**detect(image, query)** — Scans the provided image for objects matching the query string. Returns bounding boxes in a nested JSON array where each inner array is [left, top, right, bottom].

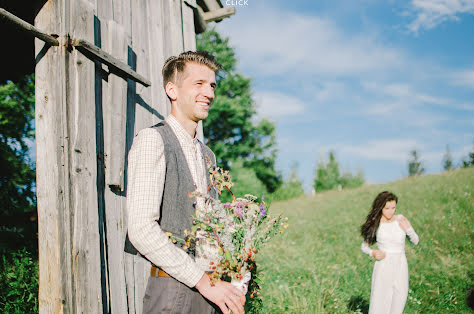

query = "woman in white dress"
[[360, 191, 419, 314]]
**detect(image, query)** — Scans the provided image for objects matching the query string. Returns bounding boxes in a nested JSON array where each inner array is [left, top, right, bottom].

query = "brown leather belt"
[[150, 266, 170, 278]]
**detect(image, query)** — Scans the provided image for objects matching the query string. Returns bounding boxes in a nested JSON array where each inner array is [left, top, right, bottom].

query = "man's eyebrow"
[[194, 79, 217, 87]]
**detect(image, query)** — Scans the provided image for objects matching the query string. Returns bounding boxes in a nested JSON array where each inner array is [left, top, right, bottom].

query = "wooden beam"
[[0, 7, 59, 46], [71, 38, 151, 87], [202, 0, 222, 11], [0, 7, 150, 87], [184, 1, 207, 34], [202, 6, 236, 23]]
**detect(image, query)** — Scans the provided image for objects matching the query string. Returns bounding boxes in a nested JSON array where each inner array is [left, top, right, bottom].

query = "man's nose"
[[203, 84, 215, 100]]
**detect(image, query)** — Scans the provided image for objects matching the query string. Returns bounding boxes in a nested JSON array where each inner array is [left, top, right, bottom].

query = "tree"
[[314, 151, 340, 192], [408, 149, 425, 176], [272, 162, 305, 201], [197, 29, 281, 192], [0, 74, 36, 251], [313, 151, 364, 192], [442, 144, 454, 171], [460, 141, 474, 168], [340, 168, 365, 189]]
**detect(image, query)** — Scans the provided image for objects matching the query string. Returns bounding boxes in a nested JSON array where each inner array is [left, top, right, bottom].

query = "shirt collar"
[[166, 115, 201, 145]]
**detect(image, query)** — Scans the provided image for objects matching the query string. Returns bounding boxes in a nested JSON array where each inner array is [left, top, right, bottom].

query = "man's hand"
[[195, 274, 245, 314], [372, 249, 386, 261]]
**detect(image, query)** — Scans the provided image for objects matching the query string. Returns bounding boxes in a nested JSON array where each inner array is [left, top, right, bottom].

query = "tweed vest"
[[124, 121, 218, 257]]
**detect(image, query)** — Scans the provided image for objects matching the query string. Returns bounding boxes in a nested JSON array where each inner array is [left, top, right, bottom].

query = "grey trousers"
[[143, 276, 219, 314]]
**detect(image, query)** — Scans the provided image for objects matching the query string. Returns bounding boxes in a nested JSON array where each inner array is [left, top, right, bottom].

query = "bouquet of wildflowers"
[[188, 166, 288, 300]]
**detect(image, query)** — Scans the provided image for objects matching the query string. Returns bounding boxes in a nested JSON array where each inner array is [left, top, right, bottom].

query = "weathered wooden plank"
[[102, 19, 129, 314], [71, 38, 151, 87], [69, 0, 104, 312], [131, 0, 153, 131], [182, 0, 196, 51], [202, 6, 235, 23], [124, 254, 137, 313], [113, 0, 132, 36], [96, 0, 113, 21], [104, 188, 128, 313], [202, 0, 222, 11], [104, 21, 128, 189], [35, 0, 73, 312], [147, 0, 168, 123], [163, 0, 185, 57]]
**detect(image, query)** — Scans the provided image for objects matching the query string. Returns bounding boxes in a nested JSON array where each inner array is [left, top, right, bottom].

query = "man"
[[126, 51, 245, 314]]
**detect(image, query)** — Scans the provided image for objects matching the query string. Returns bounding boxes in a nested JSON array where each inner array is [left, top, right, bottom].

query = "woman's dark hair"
[[361, 191, 398, 245]]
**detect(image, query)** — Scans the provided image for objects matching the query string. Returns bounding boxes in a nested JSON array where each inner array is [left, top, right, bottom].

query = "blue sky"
[[217, 0, 474, 191]]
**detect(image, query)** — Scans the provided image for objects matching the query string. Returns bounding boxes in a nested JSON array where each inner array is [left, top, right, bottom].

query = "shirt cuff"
[[186, 267, 206, 288]]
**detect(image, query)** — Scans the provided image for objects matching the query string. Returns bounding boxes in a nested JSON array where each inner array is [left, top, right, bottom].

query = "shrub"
[[0, 248, 38, 313]]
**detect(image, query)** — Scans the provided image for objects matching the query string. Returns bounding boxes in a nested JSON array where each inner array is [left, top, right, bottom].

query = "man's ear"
[[165, 81, 177, 101]]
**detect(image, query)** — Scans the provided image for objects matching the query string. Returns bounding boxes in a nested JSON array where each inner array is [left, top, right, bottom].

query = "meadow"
[[257, 167, 473, 313]]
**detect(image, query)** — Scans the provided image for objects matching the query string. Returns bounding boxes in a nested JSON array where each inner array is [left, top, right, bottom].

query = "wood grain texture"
[[69, 0, 103, 312], [147, 0, 168, 124], [104, 21, 128, 189], [35, 0, 73, 312], [102, 19, 129, 313]]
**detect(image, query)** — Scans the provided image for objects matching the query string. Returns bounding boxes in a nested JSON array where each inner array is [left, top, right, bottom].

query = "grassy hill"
[[257, 167, 473, 313]]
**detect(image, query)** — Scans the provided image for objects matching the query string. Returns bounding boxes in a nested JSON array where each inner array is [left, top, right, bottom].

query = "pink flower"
[[234, 207, 243, 218]]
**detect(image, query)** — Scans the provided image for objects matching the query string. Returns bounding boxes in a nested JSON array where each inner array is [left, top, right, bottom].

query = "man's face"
[[173, 62, 216, 122]]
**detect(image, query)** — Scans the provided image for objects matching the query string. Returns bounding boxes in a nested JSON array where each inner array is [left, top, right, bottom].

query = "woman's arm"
[[361, 241, 373, 256], [398, 215, 419, 245], [406, 226, 419, 245]]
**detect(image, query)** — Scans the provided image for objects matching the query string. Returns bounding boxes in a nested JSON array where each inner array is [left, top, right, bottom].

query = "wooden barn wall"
[[35, 0, 198, 312]]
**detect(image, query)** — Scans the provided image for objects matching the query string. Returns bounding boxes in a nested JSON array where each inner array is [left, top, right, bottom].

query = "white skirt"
[[369, 252, 409, 314]]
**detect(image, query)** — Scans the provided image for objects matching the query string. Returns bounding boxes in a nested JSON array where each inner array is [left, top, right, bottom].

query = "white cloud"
[[313, 81, 347, 103], [362, 81, 473, 120], [217, 6, 403, 77], [451, 69, 474, 88], [254, 91, 305, 119], [406, 0, 474, 33], [339, 139, 420, 161]]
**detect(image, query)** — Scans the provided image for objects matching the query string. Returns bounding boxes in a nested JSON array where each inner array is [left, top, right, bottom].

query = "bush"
[[220, 161, 269, 203], [314, 151, 364, 192], [340, 169, 365, 189], [271, 164, 305, 201], [0, 248, 38, 313], [271, 179, 305, 202]]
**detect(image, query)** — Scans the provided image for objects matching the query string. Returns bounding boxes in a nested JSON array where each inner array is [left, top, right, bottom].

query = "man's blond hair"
[[162, 51, 222, 89]]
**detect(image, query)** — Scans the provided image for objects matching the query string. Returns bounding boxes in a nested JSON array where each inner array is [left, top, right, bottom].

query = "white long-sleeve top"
[[126, 115, 209, 288], [361, 214, 419, 257]]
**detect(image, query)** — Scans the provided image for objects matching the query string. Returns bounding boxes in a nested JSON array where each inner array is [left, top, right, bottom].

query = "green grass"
[[257, 167, 473, 313]]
